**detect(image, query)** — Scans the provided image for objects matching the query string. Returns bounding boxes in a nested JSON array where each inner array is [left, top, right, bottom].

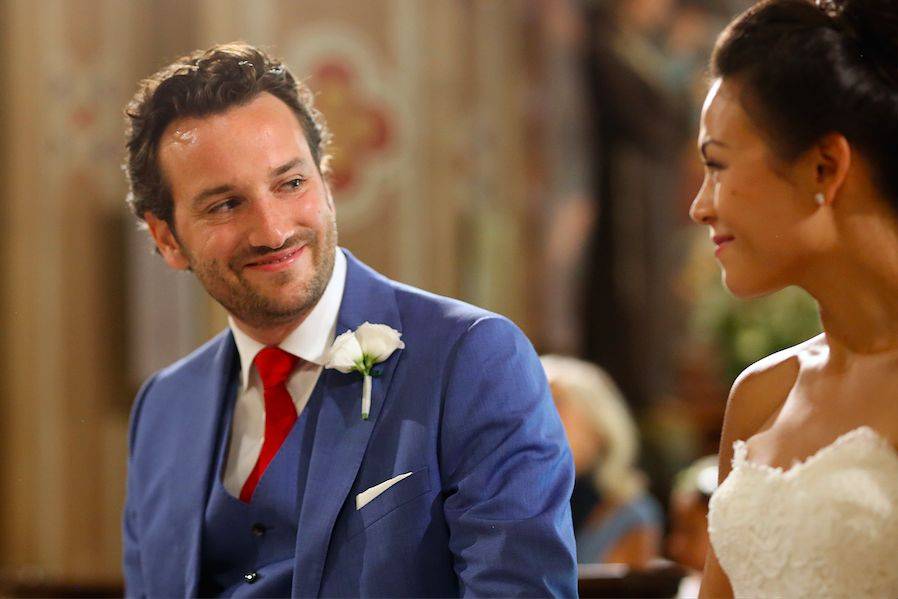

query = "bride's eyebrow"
[[700, 139, 729, 158]]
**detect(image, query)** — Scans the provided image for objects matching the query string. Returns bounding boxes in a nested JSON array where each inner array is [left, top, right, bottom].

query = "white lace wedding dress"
[[708, 426, 898, 597]]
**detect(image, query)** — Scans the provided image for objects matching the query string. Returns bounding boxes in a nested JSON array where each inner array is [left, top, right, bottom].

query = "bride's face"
[[690, 78, 819, 298]]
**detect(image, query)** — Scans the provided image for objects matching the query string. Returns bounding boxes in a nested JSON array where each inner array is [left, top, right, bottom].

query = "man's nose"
[[689, 180, 716, 225], [247, 196, 291, 249]]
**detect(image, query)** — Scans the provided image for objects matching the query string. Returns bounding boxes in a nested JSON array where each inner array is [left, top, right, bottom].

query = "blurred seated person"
[[541, 355, 663, 567], [667, 455, 718, 598]]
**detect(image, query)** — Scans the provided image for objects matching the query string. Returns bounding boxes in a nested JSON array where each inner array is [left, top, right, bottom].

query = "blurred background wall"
[[0, 0, 821, 591]]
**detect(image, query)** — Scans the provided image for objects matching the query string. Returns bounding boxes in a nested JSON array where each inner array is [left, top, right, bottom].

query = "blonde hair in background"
[[541, 354, 644, 503]]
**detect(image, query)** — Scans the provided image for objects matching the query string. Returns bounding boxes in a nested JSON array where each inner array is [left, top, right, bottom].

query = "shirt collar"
[[229, 248, 347, 391]]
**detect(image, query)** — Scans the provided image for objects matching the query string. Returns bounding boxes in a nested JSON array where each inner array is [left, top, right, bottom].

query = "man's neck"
[[230, 315, 308, 347]]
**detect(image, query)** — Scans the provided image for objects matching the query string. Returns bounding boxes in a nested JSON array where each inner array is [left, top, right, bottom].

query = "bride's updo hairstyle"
[[711, 0, 898, 210]]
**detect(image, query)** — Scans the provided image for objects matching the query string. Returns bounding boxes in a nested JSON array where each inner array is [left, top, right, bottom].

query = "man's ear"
[[144, 212, 190, 270], [813, 133, 851, 206]]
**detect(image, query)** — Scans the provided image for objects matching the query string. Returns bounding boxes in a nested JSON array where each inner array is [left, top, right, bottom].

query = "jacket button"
[[244, 572, 259, 584], [251, 523, 267, 537]]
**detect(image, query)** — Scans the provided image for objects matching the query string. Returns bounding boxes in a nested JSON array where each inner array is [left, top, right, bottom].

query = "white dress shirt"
[[222, 248, 347, 497]]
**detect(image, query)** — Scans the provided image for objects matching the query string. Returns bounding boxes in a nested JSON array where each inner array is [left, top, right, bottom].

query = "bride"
[[691, 0, 898, 596]]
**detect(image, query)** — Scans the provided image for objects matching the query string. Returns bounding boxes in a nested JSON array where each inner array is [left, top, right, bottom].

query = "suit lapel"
[[292, 251, 403, 597], [165, 332, 237, 596]]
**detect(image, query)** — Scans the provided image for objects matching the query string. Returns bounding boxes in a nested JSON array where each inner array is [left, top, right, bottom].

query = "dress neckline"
[[732, 426, 898, 479]]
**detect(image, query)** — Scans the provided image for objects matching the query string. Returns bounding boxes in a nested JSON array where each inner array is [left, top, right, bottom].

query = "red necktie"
[[239, 347, 299, 503]]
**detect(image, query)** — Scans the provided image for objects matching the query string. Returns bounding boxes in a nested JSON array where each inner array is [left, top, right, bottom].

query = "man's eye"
[[210, 199, 240, 213], [283, 178, 305, 191], [702, 160, 724, 171]]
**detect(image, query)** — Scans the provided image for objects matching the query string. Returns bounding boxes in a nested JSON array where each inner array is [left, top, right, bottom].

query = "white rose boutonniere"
[[324, 322, 405, 419]]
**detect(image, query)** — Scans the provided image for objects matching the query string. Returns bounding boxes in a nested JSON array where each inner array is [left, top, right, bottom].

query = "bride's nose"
[[689, 179, 717, 225]]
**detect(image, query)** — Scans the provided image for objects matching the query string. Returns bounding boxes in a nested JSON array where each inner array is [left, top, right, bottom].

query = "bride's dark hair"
[[711, 0, 898, 209]]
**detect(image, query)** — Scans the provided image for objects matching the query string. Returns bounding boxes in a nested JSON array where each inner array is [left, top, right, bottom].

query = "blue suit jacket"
[[124, 250, 577, 597]]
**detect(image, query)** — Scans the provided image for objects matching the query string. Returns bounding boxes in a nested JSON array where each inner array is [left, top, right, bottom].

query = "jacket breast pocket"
[[345, 466, 431, 540]]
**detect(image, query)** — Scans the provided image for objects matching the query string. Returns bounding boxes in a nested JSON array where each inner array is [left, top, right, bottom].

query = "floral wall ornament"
[[284, 22, 405, 232], [311, 60, 392, 193], [324, 322, 405, 419]]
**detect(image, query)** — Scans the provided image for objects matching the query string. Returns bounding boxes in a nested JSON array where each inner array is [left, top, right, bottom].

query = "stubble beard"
[[190, 216, 338, 330]]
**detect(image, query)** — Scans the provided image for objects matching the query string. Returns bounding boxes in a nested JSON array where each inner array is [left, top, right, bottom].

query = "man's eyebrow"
[[700, 139, 728, 158], [271, 158, 304, 178], [191, 184, 234, 209]]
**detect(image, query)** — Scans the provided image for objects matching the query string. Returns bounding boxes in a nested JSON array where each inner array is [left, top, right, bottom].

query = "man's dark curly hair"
[[124, 42, 331, 227]]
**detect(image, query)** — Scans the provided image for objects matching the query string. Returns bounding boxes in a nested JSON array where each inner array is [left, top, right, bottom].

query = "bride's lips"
[[713, 234, 734, 257], [244, 246, 304, 272]]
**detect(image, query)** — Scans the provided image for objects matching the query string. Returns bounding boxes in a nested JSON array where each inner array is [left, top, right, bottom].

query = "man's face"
[[147, 92, 337, 331]]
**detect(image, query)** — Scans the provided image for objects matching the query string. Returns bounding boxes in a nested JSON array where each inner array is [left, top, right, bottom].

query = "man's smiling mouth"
[[244, 246, 304, 271]]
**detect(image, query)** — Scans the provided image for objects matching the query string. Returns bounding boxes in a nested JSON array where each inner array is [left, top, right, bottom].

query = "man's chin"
[[216, 256, 332, 329], [241, 266, 301, 288], [244, 279, 326, 320]]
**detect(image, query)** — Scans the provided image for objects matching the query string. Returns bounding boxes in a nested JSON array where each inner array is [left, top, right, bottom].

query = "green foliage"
[[692, 281, 821, 382]]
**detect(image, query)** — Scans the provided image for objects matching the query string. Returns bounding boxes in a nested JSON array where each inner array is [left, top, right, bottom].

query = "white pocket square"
[[356, 472, 413, 510]]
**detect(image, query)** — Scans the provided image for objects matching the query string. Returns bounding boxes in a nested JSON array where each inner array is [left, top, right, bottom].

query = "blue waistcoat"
[[199, 381, 320, 597]]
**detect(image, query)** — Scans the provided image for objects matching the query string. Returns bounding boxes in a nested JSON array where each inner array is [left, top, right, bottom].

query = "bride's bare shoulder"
[[717, 335, 824, 476], [732, 335, 823, 404]]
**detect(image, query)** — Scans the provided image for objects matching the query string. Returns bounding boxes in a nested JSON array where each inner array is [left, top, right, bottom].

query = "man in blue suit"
[[123, 43, 576, 597]]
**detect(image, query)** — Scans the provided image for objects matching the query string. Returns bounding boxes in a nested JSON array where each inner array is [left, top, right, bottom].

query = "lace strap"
[[731, 439, 749, 469]]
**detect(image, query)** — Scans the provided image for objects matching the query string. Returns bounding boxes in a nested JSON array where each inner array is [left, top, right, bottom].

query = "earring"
[[814, 192, 825, 206]]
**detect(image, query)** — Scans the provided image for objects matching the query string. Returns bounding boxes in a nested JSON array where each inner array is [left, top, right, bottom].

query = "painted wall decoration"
[[285, 24, 404, 230]]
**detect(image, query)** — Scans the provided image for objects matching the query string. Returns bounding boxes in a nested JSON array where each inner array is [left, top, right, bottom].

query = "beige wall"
[[0, 0, 543, 586]]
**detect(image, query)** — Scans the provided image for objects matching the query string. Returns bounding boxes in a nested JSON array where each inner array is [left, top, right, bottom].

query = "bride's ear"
[[811, 133, 851, 207]]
